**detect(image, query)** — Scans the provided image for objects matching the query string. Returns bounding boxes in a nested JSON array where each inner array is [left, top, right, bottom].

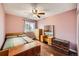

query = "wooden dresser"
[[52, 38, 70, 55], [34, 29, 42, 41], [40, 35, 53, 45]]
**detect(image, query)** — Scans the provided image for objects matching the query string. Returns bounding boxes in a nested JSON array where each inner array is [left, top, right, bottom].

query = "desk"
[[40, 35, 53, 45]]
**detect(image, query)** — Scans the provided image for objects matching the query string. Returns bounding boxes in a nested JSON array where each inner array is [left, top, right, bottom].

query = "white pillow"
[[18, 34, 26, 37]]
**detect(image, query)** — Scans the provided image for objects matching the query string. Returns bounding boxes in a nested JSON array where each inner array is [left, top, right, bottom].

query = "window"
[[24, 21, 35, 32]]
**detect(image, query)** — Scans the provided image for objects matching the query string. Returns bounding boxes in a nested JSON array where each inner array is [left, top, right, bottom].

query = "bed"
[[0, 33, 41, 56], [3, 36, 34, 50]]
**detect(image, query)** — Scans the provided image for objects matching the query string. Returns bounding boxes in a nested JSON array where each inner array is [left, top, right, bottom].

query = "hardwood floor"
[[38, 41, 66, 56]]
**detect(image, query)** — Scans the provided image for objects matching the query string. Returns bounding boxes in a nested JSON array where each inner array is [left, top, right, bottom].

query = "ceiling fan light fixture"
[[32, 8, 37, 14]]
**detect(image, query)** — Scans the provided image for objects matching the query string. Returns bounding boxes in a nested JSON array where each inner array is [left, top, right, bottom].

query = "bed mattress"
[[3, 36, 34, 50]]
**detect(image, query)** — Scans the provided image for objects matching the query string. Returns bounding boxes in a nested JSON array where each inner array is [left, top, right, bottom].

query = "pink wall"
[[38, 9, 77, 50], [5, 14, 24, 33], [0, 4, 5, 49], [77, 4, 79, 55]]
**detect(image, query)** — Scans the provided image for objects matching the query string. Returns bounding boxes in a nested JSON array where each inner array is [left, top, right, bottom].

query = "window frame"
[[24, 20, 36, 32]]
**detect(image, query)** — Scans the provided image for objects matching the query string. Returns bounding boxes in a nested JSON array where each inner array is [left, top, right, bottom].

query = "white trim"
[[77, 3, 79, 56], [69, 49, 77, 53]]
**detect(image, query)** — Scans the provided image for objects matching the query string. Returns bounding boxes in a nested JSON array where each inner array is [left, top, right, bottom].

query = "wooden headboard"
[[6, 32, 25, 36]]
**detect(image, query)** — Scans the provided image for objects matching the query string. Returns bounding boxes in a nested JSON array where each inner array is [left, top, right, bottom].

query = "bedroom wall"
[[5, 14, 24, 33], [37, 9, 77, 51], [0, 4, 5, 49], [77, 4, 79, 55]]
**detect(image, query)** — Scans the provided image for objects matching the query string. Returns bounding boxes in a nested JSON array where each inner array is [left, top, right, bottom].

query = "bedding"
[[3, 36, 34, 50], [22, 36, 34, 43]]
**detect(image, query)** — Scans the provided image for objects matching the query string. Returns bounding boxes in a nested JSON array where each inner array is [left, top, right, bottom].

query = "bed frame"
[[1, 33, 23, 50], [9, 43, 41, 56], [0, 43, 41, 56], [0, 32, 41, 56]]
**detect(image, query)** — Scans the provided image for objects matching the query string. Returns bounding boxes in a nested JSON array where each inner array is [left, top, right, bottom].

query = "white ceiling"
[[3, 3, 76, 20]]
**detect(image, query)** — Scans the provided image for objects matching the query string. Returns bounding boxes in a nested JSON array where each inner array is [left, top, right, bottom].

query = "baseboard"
[[69, 49, 77, 53]]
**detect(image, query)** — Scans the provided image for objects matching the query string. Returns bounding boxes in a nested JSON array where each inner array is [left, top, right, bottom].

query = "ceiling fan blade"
[[38, 13, 45, 15], [37, 15, 40, 18]]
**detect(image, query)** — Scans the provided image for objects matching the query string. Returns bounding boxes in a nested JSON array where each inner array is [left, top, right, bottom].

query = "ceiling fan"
[[32, 8, 45, 18], [32, 3, 45, 18]]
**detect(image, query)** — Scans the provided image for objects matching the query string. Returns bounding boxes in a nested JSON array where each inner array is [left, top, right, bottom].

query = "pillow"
[[22, 36, 34, 43], [18, 34, 26, 37], [25, 32, 36, 38]]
